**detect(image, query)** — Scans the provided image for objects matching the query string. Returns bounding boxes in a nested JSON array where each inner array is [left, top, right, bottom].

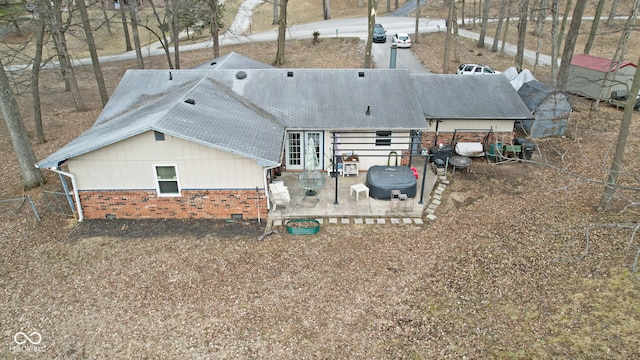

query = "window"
[[376, 131, 392, 146], [155, 165, 180, 196]]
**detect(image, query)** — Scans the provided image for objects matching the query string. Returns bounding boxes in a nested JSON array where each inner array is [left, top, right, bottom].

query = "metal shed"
[[565, 54, 637, 100], [517, 80, 572, 138]]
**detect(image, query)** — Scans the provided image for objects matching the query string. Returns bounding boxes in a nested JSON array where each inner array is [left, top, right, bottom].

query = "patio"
[[266, 163, 437, 222]]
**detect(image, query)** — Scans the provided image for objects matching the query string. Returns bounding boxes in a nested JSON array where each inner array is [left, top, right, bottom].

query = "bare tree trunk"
[[533, 0, 547, 75], [273, 0, 288, 65], [606, 0, 619, 26], [490, 0, 506, 52], [500, 11, 510, 56], [515, 0, 529, 72], [172, 0, 180, 69], [443, 0, 454, 73], [48, 0, 87, 111], [0, 58, 46, 189], [477, 0, 491, 47], [413, 0, 419, 44], [597, 54, 640, 210], [209, 0, 221, 58], [461, 0, 466, 27], [557, 0, 587, 90], [323, 0, 331, 19], [452, 2, 459, 62], [118, 0, 133, 51], [584, 0, 605, 54], [32, 6, 46, 143], [364, 0, 376, 68], [129, 0, 145, 69], [99, 0, 112, 35], [150, 0, 174, 68], [273, 0, 278, 25], [77, 0, 109, 107], [550, 0, 559, 86], [558, 0, 572, 51], [387, 0, 390, 14]]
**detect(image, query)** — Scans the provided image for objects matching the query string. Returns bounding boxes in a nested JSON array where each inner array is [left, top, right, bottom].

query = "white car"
[[457, 64, 501, 75], [392, 33, 412, 48]]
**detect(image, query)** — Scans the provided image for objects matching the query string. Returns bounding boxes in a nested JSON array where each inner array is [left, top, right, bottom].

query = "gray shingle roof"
[[37, 68, 426, 169], [190, 52, 275, 70], [411, 74, 534, 120]]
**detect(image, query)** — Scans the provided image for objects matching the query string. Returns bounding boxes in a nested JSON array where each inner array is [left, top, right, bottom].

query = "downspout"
[[50, 168, 84, 222]]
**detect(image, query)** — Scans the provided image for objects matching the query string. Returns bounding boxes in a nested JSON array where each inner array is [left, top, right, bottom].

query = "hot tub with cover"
[[366, 166, 417, 200]]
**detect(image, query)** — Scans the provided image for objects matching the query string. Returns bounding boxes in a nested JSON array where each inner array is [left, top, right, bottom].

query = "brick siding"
[[79, 189, 267, 220]]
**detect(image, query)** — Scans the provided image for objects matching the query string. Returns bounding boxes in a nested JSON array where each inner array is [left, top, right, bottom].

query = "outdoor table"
[[449, 156, 472, 174], [298, 171, 325, 199]]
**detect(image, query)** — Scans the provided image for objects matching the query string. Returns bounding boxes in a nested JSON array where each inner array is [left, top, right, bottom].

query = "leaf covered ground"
[[1, 20, 640, 359]]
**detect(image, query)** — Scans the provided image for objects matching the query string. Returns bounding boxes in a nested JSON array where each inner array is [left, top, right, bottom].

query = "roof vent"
[[287, 71, 293, 77], [236, 71, 247, 79], [184, 99, 195, 105], [358, 71, 365, 77], [169, 71, 172, 80], [365, 105, 370, 116], [210, 61, 217, 66]]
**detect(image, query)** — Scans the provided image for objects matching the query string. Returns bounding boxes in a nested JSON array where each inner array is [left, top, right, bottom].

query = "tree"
[[171, 0, 181, 69], [273, 0, 288, 65], [76, 0, 109, 106], [0, 58, 46, 189], [533, 0, 548, 75], [98, 0, 113, 35], [129, 0, 145, 69], [477, 0, 491, 48], [273, 0, 278, 25], [550, 0, 559, 86], [413, 0, 420, 45], [557, 0, 587, 90], [490, 0, 507, 53], [606, 0, 620, 27], [147, 0, 175, 68], [363, 0, 377, 68], [46, 0, 87, 111], [584, 0, 605, 54], [117, 0, 133, 51], [514, 0, 529, 72], [31, 0, 47, 144], [443, 0, 454, 73], [597, 55, 640, 210], [207, 0, 223, 58], [323, 0, 331, 20]]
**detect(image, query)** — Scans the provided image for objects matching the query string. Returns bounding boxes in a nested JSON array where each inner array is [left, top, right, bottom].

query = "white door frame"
[[285, 131, 323, 170]]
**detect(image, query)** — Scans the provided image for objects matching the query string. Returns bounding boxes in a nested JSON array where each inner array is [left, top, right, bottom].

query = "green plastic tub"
[[286, 219, 321, 235]]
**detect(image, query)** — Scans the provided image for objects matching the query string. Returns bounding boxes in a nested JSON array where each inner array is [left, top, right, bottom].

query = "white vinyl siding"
[[67, 131, 265, 191]]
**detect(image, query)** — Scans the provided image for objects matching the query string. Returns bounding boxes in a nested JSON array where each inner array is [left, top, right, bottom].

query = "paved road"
[[6, 14, 552, 73]]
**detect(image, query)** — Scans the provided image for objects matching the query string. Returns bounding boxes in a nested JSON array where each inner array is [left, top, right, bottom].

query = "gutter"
[[48, 167, 84, 222]]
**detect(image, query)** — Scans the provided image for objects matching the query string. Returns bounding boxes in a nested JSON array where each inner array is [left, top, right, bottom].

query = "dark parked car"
[[373, 24, 386, 43]]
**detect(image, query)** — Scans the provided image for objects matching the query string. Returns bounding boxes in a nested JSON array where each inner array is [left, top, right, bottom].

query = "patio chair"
[[269, 181, 290, 212]]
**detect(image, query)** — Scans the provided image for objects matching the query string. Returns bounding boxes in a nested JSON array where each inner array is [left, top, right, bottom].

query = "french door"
[[286, 131, 323, 170]]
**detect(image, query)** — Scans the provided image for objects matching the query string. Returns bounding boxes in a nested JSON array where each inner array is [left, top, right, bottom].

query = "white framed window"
[[154, 165, 181, 196]]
